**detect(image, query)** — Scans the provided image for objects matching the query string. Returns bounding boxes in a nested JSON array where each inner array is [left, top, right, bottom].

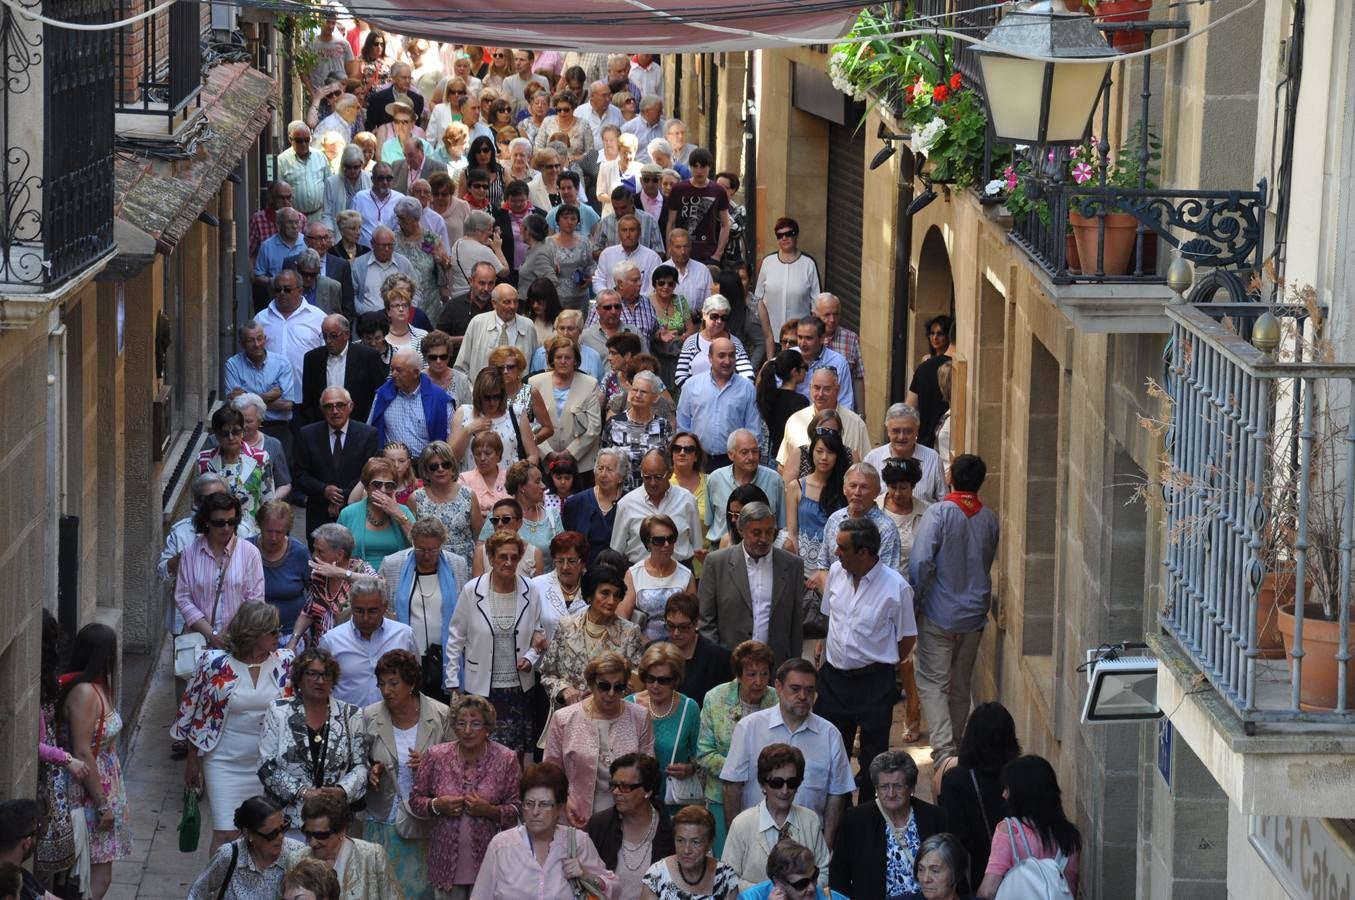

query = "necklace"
[[583, 617, 609, 638], [677, 858, 706, 887], [619, 809, 657, 872], [649, 693, 676, 719]]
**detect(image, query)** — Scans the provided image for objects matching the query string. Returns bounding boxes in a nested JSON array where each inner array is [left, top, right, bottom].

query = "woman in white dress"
[[450, 366, 542, 472], [174, 602, 293, 852], [619, 514, 695, 643], [531, 530, 592, 639]]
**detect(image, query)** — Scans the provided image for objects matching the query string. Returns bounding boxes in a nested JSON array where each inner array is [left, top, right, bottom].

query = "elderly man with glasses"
[[276, 120, 329, 219], [256, 270, 326, 432], [300, 315, 387, 425], [351, 161, 407, 245], [295, 386, 381, 527]]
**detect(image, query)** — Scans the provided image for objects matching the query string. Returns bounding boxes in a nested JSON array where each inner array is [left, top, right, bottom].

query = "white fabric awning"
[[351, 0, 865, 52]]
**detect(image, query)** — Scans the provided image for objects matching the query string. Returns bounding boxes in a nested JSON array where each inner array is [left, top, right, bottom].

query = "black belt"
[[825, 661, 894, 677]]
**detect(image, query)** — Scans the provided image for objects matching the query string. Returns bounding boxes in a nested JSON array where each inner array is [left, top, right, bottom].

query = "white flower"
[[914, 116, 947, 158], [984, 178, 1006, 196]]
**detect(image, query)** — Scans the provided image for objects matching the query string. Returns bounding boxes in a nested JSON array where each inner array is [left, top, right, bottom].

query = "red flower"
[[949, 72, 963, 90], [932, 84, 950, 102], [903, 84, 915, 103]]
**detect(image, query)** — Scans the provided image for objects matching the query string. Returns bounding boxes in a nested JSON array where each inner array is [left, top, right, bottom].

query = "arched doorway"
[[910, 225, 955, 374]]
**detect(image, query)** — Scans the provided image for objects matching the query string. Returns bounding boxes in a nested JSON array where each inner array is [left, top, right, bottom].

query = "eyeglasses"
[[640, 175, 661, 182], [291, 136, 311, 143], [252, 825, 285, 840], [705, 312, 728, 321], [775, 230, 797, 239], [642, 673, 676, 685], [496, 363, 519, 372], [543, 163, 562, 169], [813, 427, 841, 437], [672, 444, 698, 454], [320, 401, 349, 410], [373, 174, 395, 182], [608, 780, 644, 792], [664, 619, 695, 633], [875, 781, 911, 794], [208, 517, 241, 529], [454, 719, 486, 730], [489, 515, 517, 525], [218, 427, 244, 438], [368, 480, 398, 491], [593, 680, 627, 694], [764, 776, 804, 790], [654, 279, 676, 288], [640, 473, 668, 483], [277, 285, 300, 293], [302, 829, 335, 841], [647, 534, 676, 546], [425, 460, 453, 472], [302, 669, 332, 681], [780, 338, 796, 348], [483, 393, 504, 402], [782, 870, 819, 891], [522, 800, 556, 811], [425, 352, 450, 362], [554, 556, 582, 568]]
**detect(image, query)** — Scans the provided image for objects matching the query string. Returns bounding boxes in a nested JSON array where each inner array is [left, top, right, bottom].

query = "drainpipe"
[[742, 51, 757, 269]]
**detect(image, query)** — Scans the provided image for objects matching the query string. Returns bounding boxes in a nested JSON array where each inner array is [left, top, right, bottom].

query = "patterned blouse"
[[602, 411, 673, 493], [695, 680, 776, 805], [296, 559, 378, 648], [642, 859, 741, 900], [538, 612, 644, 701], [412, 484, 479, 562], [257, 696, 369, 825], [171, 649, 294, 752], [883, 803, 922, 896], [187, 837, 306, 900], [197, 448, 273, 522]]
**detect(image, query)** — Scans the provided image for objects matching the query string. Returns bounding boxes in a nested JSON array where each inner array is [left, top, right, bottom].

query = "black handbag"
[[421, 644, 450, 703]]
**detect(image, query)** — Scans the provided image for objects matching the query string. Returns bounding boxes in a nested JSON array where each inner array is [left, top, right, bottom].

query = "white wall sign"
[[1250, 815, 1355, 900]]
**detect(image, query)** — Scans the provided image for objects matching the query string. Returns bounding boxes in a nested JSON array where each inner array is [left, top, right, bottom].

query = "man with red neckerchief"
[[907, 453, 1000, 768]]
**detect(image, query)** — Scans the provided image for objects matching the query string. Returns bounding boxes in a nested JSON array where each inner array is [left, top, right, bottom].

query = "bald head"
[[809, 366, 840, 411], [708, 337, 737, 380], [492, 283, 519, 321]]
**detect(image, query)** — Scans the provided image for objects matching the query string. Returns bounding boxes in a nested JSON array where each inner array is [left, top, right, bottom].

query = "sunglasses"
[[425, 460, 454, 472], [489, 515, 517, 525], [641, 175, 661, 182], [218, 427, 244, 437], [597, 303, 621, 311], [647, 534, 676, 546], [776, 231, 797, 239], [291, 136, 311, 143], [425, 352, 450, 361], [302, 829, 335, 841], [642, 673, 676, 685], [373, 175, 394, 182], [209, 517, 240, 529], [608, 780, 644, 792], [672, 444, 698, 454], [368, 480, 398, 491], [252, 825, 286, 840], [764, 776, 804, 790], [593, 680, 627, 694], [705, 312, 728, 321], [654, 279, 676, 288], [483, 393, 504, 402], [782, 870, 818, 891]]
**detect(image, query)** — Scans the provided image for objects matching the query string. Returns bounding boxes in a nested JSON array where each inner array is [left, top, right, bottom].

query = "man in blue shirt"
[[252, 206, 305, 292], [795, 315, 854, 412], [676, 337, 762, 473], [705, 428, 786, 541], [909, 453, 1000, 766], [223, 320, 296, 452]]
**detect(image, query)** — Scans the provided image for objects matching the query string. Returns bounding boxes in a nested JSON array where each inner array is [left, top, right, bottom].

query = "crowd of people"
[[3, 27, 1086, 900]]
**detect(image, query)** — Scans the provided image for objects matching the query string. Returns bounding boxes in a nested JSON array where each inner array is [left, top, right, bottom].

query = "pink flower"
[[1072, 162, 1094, 184], [1003, 165, 1018, 192]]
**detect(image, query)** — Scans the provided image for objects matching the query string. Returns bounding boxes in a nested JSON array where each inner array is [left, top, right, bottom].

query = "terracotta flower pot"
[[1097, 0, 1153, 53], [1069, 210, 1140, 276], [1277, 601, 1355, 711], [1255, 570, 1301, 659], [1065, 233, 1081, 274]]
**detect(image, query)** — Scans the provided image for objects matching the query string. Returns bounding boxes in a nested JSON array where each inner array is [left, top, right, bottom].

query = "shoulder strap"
[[669, 699, 688, 766], [216, 841, 239, 900], [970, 770, 991, 837], [508, 404, 528, 462], [1004, 818, 1023, 866]]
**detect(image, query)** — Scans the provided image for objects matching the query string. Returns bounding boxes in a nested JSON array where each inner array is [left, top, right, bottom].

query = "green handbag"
[[178, 788, 201, 853]]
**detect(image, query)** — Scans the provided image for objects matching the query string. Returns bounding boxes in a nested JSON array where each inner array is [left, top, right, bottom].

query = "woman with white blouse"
[[753, 217, 822, 362]]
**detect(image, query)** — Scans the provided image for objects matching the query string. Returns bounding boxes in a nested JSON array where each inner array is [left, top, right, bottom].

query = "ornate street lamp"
[[974, 1, 1114, 146]]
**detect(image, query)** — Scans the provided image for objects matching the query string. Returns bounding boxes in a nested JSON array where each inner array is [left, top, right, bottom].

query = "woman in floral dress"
[[60, 623, 132, 900], [394, 197, 449, 322]]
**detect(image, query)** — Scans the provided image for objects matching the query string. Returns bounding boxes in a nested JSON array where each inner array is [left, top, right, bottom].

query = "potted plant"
[[1068, 123, 1161, 276], [1091, 0, 1154, 53]]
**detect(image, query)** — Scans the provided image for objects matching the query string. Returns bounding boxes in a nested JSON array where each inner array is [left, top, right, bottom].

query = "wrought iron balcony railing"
[[0, 0, 115, 291], [115, 0, 203, 120], [1163, 303, 1355, 730]]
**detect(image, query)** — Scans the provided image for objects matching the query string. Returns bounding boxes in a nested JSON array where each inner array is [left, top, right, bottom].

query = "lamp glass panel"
[[1046, 62, 1109, 144], [978, 55, 1049, 143]]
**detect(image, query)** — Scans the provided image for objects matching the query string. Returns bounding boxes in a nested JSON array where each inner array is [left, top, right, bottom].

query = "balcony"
[[115, 0, 203, 136], [0, 0, 115, 303]]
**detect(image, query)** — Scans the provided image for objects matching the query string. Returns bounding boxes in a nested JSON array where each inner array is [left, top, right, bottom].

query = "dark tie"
[[332, 429, 343, 459]]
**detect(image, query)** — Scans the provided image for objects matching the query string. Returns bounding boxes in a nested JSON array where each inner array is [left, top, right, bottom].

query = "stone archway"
[[910, 225, 955, 369]]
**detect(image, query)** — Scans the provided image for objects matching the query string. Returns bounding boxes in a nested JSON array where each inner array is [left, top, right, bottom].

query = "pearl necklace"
[[649, 693, 676, 719], [619, 808, 657, 872]]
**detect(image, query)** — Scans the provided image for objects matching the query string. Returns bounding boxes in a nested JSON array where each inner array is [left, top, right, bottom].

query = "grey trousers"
[[913, 615, 984, 764]]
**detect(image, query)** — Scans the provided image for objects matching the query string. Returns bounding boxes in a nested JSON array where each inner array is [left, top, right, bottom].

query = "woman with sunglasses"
[[186, 795, 304, 900], [412, 439, 482, 562], [736, 839, 848, 900], [667, 429, 709, 550], [427, 78, 466, 148], [648, 264, 695, 390], [465, 136, 506, 208], [336, 457, 414, 571], [619, 516, 694, 643], [198, 405, 274, 523], [491, 344, 555, 446], [673, 295, 755, 389], [533, 90, 595, 158], [545, 650, 655, 828], [722, 745, 830, 894], [753, 217, 822, 364], [419, 329, 473, 408], [586, 753, 675, 900], [174, 602, 292, 854], [357, 31, 388, 96], [626, 643, 699, 815], [409, 695, 522, 898], [640, 805, 738, 900], [451, 366, 541, 472], [482, 48, 513, 92], [175, 491, 265, 653]]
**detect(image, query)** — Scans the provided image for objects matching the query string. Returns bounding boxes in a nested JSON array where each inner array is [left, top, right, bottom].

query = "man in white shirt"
[[865, 402, 947, 504], [665, 228, 713, 306], [576, 80, 624, 146], [351, 162, 406, 244], [255, 270, 325, 411], [815, 516, 917, 803], [776, 368, 872, 468], [611, 449, 704, 564], [454, 283, 539, 377], [593, 216, 662, 293], [720, 658, 855, 846], [319, 580, 418, 707], [629, 54, 663, 102]]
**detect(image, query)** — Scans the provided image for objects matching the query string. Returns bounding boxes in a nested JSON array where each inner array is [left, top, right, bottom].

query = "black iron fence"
[[115, 0, 202, 118]]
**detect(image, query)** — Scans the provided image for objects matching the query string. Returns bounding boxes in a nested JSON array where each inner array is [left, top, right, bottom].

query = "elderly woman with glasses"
[[198, 405, 274, 521], [175, 491, 265, 652], [445, 529, 545, 759], [625, 643, 699, 817], [187, 795, 305, 900], [174, 602, 293, 853], [410, 694, 523, 898], [545, 651, 655, 829], [586, 753, 675, 900], [721, 743, 829, 893], [362, 648, 452, 898], [673, 295, 756, 389], [420, 329, 473, 408], [735, 839, 847, 900], [603, 370, 672, 494], [229, 392, 292, 502], [289, 522, 377, 651], [250, 499, 310, 640], [533, 90, 595, 158], [336, 456, 415, 571], [540, 565, 644, 708], [394, 196, 451, 321], [830, 750, 949, 900]]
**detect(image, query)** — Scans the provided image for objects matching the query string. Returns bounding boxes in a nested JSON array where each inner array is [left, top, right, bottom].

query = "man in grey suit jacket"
[[453, 282, 540, 377], [352, 230, 419, 314], [698, 501, 805, 666], [391, 137, 444, 195], [294, 249, 347, 317]]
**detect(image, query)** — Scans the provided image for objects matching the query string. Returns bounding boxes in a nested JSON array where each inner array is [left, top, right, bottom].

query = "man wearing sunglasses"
[[719, 658, 854, 848], [295, 385, 380, 527]]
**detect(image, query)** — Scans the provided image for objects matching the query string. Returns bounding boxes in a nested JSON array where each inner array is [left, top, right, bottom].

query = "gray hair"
[[371, 224, 395, 243], [913, 834, 967, 890], [394, 197, 423, 221], [737, 501, 775, 532], [595, 446, 631, 482], [701, 294, 731, 315], [310, 522, 355, 557], [868, 749, 919, 789], [631, 370, 665, 395], [509, 136, 533, 156], [813, 292, 840, 312], [839, 516, 882, 556], [349, 575, 384, 602], [341, 144, 365, 167], [336, 209, 362, 231], [297, 248, 323, 271], [885, 402, 921, 426], [465, 210, 495, 236], [611, 258, 641, 283], [639, 94, 662, 111], [231, 392, 267, 419], [239, 318, 263, 338], [191, 472, 229, 508], [389, 61, 411, 78], [846, 461, 881, 488], [596, 288, 621, 307], [606, 53, 630, 67], [725, 428, 759, 455], [409, 517, 449, 543], [286, 119, 309, 138], [647, 138, 672, 159]]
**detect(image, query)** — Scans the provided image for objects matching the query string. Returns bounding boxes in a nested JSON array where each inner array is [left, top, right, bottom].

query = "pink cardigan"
[[410, 740, 522, 890], [544, 701, 654, 828]]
